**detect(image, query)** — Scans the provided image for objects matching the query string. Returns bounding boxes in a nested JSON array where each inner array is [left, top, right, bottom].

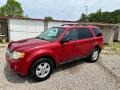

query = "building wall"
[[8, 19, 44, 41], [100, 27, 114, 44], [118, 29, 120, 41], [114, 26, 120, 41], [44, 20, 48, 31]]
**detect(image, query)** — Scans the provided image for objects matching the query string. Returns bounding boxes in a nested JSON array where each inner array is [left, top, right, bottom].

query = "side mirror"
[[60, 38, 70, 44]]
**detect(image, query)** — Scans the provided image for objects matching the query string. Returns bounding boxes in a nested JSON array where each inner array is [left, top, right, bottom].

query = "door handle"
[[74, 43, 79, 47], [90, 40, 94, 43]]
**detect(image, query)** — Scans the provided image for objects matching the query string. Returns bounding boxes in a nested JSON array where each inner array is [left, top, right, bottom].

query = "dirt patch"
[[0, 43, 8, 48]]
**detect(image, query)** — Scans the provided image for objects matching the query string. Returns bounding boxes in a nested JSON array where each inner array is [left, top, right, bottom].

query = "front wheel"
[[87, 48, 100, 62], [30, 58, 53, 81]]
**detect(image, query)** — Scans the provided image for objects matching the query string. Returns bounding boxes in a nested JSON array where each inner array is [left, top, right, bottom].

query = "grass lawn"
[[102, 42, 120, 55]]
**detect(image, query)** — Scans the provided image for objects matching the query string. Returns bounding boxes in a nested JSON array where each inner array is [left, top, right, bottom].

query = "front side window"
[[63, 29, 78, 41], [37, 27, 63, 41], [78, 28, 93, 39]]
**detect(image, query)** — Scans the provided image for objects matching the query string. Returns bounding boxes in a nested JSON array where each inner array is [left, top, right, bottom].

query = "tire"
[[30, 58, 53, 81], [87, 48, 100, 62]]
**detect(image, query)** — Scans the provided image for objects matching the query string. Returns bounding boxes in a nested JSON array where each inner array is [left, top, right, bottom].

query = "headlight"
[[12, 51, 25, 59]]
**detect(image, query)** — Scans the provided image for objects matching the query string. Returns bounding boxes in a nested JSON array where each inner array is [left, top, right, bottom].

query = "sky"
[[0, 0, 120, 21]]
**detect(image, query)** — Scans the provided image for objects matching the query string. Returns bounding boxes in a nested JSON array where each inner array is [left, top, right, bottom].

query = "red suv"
[[6, 25, 103, 81]]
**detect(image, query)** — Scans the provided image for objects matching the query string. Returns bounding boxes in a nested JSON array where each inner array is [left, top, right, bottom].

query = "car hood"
[[9, 38, 51, 51]]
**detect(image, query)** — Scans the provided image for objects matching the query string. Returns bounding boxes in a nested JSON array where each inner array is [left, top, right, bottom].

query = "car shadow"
[[4, 58, 86, 83], [53, 58, 85, 73], [4, 64, 33, 83]]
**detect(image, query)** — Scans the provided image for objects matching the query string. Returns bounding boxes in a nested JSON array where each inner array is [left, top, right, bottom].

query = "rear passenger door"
[[77, 28, 94, 57]]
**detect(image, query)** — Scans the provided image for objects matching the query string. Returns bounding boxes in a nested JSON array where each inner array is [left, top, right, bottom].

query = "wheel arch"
[[32, 55, 56, 68], [94, 45, 101, 52], [28, 55, 56, 76]]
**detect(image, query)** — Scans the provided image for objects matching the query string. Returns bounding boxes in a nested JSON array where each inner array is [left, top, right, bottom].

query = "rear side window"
[[78, 28, 93, 39], [92, 28, 102, 37]]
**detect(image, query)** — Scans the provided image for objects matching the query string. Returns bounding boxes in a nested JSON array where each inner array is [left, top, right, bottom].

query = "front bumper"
[[6, 53, 29, 76]]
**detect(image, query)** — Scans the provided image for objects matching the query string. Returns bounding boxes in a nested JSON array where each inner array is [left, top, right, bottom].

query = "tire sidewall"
[[30, 58, 53, 81], [90, 48, 100, 62]]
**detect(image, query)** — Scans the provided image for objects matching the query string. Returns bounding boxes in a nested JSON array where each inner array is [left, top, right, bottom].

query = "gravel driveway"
[[0, 46, 120, 90]]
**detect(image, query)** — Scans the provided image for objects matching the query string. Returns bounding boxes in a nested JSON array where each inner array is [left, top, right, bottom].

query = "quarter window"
[[92, 28, 102, 37]]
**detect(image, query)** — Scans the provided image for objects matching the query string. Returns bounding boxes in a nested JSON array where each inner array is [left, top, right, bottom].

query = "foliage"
[[79, 9, 120, 24], [45, 16, 53, 20], [0, 0, 24, 17], [103, 42, 120, 55], [79, 13, 88, 22]]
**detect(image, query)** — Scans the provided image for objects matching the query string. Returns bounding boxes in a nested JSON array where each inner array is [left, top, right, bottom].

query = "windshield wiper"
[[36, 37, 47, 40]]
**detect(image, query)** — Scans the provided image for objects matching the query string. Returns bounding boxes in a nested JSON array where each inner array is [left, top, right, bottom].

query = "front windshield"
[[37, 27, 63, 41]]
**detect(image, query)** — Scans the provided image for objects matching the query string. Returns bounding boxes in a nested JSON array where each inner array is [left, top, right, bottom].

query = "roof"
[[0, 16, 77, 23], [79, 22, 117, 27], [61, 23, 118, 28], [0, 16, 8, 20], [0, 16, 119, 27]]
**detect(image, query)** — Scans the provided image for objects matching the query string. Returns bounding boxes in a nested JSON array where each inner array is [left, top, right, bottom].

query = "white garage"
[[114, 25, 120, 41], [7, 18, 77, 41], [8, 18, 45, 41]]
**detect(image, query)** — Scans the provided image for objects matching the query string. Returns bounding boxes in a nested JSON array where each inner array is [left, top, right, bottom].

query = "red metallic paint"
[[6, 26, 104, 76]]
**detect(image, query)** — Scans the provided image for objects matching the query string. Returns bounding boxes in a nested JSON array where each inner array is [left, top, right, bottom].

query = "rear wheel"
[[87, 48, 100, 62], [30, 58, 53, 81]]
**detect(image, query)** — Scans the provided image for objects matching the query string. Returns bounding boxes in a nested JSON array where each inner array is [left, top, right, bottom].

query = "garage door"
[[9, 19, 44, 41]]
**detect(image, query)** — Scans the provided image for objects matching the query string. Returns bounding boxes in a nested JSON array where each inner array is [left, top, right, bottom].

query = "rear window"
[[92, 28, 102, 37]]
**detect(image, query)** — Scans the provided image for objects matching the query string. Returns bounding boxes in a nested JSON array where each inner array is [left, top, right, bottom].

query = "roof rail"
[[61, 24, 88, 26], [62, 23, 119, 27]]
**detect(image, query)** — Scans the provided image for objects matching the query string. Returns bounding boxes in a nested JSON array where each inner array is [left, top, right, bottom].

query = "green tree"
[[0, 0, 24, 17], [117, 15, 120, 23], [79, 13, 88, 22], [44, 16, 53, 20], [88, 9, 102, 22], [88, 13, 96, 22], [111, 9, 120, 23], [79, 9, 120, 23]]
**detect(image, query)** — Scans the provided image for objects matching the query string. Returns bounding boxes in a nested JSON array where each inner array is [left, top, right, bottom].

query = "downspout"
[[7, 18, 11, 42], [44, 20, 48, 31]]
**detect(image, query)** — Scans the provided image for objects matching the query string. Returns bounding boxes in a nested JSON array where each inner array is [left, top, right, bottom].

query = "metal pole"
[[85, 5, 88, 15]]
